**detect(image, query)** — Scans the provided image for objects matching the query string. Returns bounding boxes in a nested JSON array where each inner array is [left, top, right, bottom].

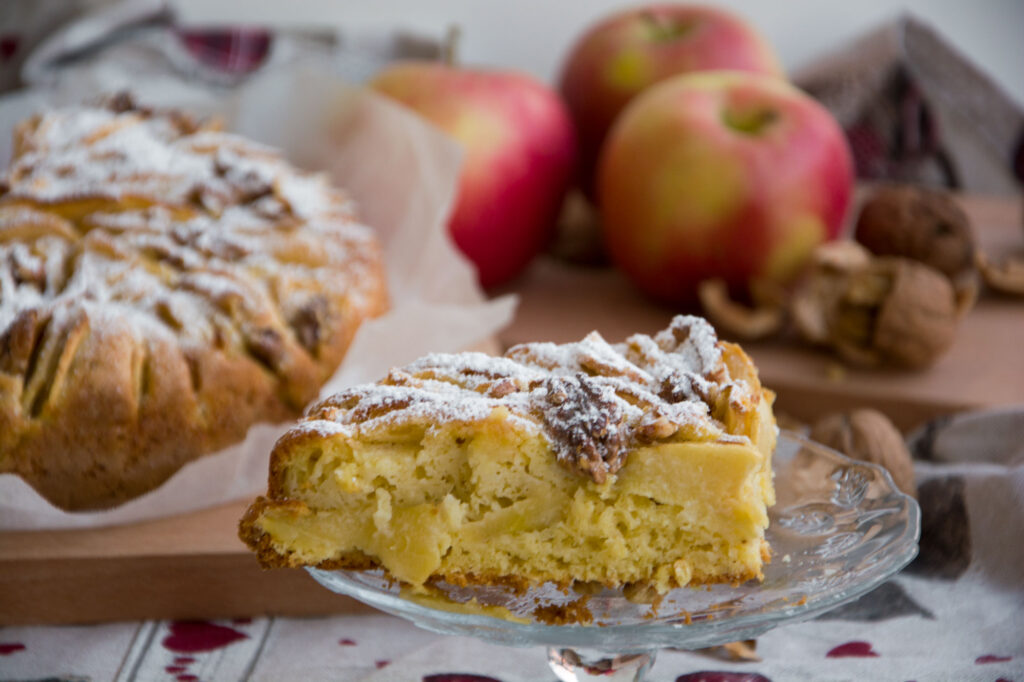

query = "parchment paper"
[[0, 61, 517, 530]]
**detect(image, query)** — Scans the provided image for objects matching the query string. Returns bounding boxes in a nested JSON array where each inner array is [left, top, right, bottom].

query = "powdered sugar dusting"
[[304, 315, 763, 482], [289, 418, 354, 439], [0, 95, 385, 387], [4, 102, 347, 218]]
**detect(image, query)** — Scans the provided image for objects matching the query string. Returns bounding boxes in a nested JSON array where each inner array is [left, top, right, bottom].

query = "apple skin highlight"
[[598, 71, 853, 304], [372, 63, 576, 288]]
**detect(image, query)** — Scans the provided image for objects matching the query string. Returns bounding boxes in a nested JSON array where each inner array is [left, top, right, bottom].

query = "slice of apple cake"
[[240, 315, 776, 595]]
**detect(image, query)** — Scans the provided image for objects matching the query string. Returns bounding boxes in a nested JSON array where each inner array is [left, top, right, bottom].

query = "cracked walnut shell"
[[794, 244, 959, 369]]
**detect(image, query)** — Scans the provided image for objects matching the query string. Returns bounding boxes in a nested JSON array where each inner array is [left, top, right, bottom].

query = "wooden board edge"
[[0, 552, 372, 626]]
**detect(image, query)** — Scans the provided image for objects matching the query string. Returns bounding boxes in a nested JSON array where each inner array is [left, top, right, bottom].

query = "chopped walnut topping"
[[487, 378, 518, 398], [635, 410, 680, 442], [539, 373, 628, 484]]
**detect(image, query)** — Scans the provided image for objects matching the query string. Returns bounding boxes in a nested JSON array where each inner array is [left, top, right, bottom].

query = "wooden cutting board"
[[2, 192, 1022, 626], [0, 500, 377, 625]]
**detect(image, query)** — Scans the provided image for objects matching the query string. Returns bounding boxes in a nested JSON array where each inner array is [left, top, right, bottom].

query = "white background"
[[175, 0, 1024, 106]]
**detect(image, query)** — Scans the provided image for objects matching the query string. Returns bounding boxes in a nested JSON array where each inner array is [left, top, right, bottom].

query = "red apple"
[[560, 4, 783, 195], [370, 62, 576, 287], [598, 71, 853, 304]]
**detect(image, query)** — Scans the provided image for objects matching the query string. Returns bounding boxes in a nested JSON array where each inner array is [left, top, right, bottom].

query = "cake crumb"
[[532, 596, 593, 625]]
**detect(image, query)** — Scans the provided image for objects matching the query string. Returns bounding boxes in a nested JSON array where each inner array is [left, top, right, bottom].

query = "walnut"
[[699, 236, 965, 369], [540, 373, 627, 484], [809, 409, 916, 498], [486, 377, 518, 398], [855, 185, 975, 279], [811, 240, 874, 272], [843, 259, 957, 368], [635, 408, 680, 442], [794, 246, 959, 369], [976, 251, 1024, 296]]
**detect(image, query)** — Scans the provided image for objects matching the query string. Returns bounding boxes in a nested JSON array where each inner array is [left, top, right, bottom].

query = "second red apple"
[[371, 62, 576, 288], [560, 4, 783, 194], [599, 71, 854, 304]]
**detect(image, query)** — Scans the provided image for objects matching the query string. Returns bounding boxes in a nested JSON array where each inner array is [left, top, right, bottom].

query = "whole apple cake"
[[0, 94, 389, 510], [240, 315, 776, 597]]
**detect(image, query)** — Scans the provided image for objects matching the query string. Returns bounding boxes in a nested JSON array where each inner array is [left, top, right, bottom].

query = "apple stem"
[[723, 109, 779, 135], [442, 24, 461, 66], [641, 11, 697, 42]]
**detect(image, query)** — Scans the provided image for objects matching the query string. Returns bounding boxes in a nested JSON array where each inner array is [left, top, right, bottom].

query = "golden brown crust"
[[264, 424, 344, 497], [0, 97, 388, 510]]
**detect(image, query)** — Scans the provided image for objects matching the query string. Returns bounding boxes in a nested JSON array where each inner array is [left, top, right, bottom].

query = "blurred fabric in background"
[[0, 0, 444, 92], [0, 0, 119, 92], [0, 0, 1020, 194], [795, 16, 1023, 195]]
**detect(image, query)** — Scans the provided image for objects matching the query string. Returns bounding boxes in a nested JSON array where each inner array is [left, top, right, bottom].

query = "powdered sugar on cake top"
[[305, 316, 762, 483], [0, 95, 382, 355]]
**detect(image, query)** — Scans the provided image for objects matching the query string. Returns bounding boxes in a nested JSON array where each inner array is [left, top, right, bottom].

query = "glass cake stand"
[[308, 432, 920, 681]]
